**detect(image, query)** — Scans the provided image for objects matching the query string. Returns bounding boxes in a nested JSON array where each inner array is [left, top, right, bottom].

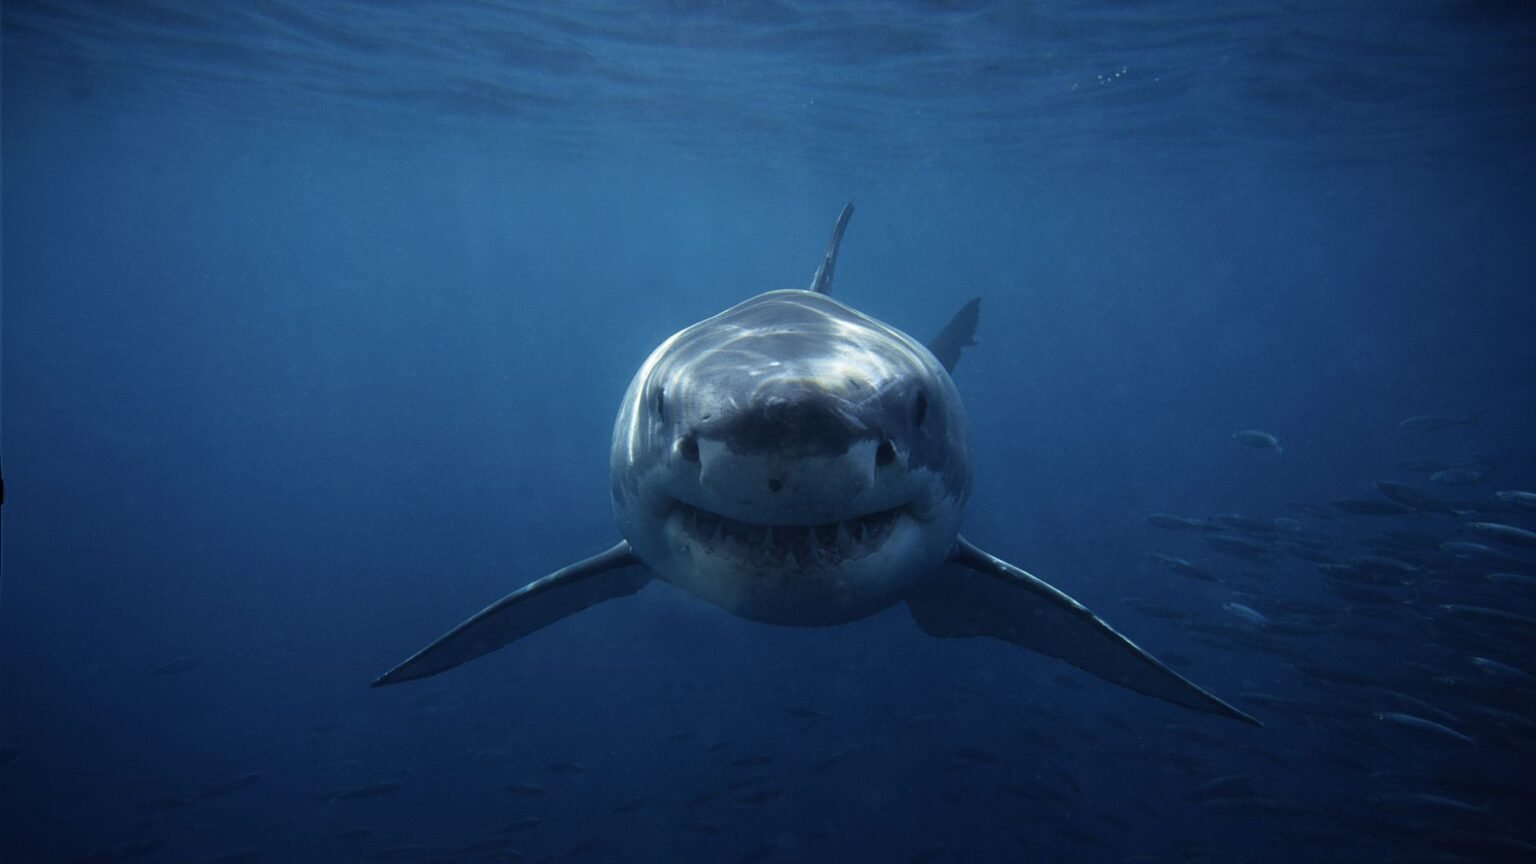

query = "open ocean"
[[3, 2, 1535, 863]]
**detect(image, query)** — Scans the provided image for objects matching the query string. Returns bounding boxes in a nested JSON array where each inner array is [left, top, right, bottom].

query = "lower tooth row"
[[684, 507, 898, 563]]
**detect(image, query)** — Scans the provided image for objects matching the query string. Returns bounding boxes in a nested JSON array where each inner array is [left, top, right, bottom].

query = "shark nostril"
[[767, 477, 784, 493], [677, 434, 700, 463], [876, 440, 896, 467]]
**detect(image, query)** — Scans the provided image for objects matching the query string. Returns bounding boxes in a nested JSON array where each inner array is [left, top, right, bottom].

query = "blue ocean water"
[[3, 2, 1535, 862]]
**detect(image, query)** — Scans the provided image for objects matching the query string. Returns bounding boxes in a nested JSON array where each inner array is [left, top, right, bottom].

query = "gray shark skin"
[[374, 203, 1258, 727]]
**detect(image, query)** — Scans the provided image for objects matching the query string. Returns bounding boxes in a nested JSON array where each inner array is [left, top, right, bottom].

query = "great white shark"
[[374, 204, 1258, 727]]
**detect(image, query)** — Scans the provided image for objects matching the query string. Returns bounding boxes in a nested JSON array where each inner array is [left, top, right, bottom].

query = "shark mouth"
[[672, 501, 905, 569]]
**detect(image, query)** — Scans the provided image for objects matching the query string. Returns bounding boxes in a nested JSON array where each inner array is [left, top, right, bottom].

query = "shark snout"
[[665, 377, 904, 522], [692, 436, 881, 523], [705, 380, 870, 459]]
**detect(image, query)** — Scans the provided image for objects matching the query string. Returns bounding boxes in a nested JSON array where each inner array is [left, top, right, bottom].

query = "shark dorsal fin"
[[807, 202, 855, 294], [928, 298, 981, 374]]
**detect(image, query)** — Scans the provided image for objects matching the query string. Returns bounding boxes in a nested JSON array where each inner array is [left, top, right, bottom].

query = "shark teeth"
[[675, 502, 900, 567]]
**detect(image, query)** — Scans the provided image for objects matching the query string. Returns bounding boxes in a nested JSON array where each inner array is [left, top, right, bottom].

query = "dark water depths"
[[4, 3, 1536, 863]]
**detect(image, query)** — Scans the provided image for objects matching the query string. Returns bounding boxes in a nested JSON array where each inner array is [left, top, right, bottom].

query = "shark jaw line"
[[666, 499, 914, 571]]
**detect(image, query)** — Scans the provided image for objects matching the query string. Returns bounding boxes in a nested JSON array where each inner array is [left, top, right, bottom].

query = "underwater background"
[[3, 2, 1536, 862]]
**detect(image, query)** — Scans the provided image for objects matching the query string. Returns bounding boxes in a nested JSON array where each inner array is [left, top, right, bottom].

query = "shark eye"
[[653, 387, 666, 420], [876, 440, 896, 467], [913, 390, 929, 428], [676, 434, 700, 463]]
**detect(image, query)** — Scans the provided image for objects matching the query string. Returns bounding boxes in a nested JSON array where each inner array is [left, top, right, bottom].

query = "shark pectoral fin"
[[372, 542, 649, 687], [907, 537, 1260, 726], [926, 297, 980, 375]]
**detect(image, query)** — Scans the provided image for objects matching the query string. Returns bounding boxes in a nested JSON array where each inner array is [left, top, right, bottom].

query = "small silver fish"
[[1472, 656, 1535, 684], [197, 772, 263, 799], [1151, 553, 1221, 582], [1373, 481, 1464, 516], [1431, 467, 1487, 486], [1465, 521, 1536, 550], [1370, 792, 1488, 813], [1399, 413, 1481, 431], [1439, 604, 1536, 627], [1146, 513, 1212, 530], [1333, 498, 1414, 516], [1440, 541, 1509, 561], [1495, 490, 1536, 512], [1232, 429, 1282, 453], [541, 760, 587, 775], [1488, 571, 1536, 589], [1375, 711, 1474, 743], [1396, 456, 1461, 472], [321, 781, 403, 801], [149, 655, 201, 676], [500, 817, 543, 831], [1222, 602, 1269, 627]]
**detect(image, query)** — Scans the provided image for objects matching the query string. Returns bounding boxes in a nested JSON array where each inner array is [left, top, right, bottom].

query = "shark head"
[[611, 289, 971, 625]]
